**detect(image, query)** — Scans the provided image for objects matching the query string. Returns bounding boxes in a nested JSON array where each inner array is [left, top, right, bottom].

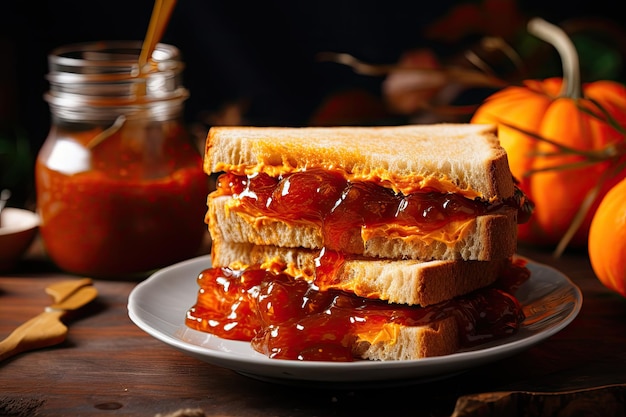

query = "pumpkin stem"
[[527, 18, 582, 99]]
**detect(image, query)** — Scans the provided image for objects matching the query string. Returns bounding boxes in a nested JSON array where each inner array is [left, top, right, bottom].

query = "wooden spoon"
[[0, 281, 98, 362], [45, 277, 93, 305]]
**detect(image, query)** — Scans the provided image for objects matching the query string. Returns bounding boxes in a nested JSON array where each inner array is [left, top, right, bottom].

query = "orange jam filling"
[[214, 170, 529, 253], [186, 254, 529, 362]]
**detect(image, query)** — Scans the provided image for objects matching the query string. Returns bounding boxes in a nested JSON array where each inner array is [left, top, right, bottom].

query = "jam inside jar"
[[36, 41, 209, 278]]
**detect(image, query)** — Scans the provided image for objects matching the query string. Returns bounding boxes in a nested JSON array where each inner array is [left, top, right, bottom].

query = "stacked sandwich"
[[186, 124, 533, 362]]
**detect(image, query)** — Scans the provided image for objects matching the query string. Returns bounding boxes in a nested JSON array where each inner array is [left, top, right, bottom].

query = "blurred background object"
[[0, 206, 39, 271], [2, 0, 625, 209]]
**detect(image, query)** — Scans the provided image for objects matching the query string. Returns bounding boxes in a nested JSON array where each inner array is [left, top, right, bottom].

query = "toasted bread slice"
[[208, 195, 518, 261], [354, 317, 460, 360], [211, 240, 510, 307], [205, 124, 514, 201]]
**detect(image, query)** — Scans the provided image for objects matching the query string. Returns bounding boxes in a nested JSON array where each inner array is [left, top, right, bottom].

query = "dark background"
[[1, 0, 625, 207]]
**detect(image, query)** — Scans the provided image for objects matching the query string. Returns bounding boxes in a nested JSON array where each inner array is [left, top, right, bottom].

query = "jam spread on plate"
[[186, 254, 529, 362]]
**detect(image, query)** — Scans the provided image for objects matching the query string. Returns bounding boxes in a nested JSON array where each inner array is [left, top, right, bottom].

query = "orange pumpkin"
[[588, 177, 626, 297], [471, 18, 626, 251]]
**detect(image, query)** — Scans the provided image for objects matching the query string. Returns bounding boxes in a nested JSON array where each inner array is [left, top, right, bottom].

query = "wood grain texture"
[[1, 243, 626, 417]]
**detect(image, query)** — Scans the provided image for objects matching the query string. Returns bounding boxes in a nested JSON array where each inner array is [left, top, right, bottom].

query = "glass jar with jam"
[[36, 41, 209, 278]]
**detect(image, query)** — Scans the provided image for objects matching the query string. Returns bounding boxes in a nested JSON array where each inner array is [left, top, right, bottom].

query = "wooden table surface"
[[1, 238, 626, 417]]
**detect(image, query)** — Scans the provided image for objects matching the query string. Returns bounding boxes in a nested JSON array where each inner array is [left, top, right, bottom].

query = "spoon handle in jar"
[[139, 0, 177, 70]]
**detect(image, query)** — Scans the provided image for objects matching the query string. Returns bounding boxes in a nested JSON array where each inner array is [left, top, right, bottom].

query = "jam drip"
[[186, 257, 528, 362], [216, 170, 529, 253]]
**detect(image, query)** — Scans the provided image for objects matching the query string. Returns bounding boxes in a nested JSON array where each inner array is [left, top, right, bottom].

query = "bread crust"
[[208, 195, 518, 261], [211, 240, 510, 307], [205, 124, 514, 201]]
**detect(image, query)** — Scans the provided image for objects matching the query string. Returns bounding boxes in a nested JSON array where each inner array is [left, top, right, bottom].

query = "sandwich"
[[185, 124, 533, 362]]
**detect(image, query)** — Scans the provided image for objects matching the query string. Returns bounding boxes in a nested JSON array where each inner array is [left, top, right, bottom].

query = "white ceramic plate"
[[128, 255, 582, 387]]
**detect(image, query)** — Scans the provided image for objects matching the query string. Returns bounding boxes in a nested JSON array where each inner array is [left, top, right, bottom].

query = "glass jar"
[[36, 41, 209, 278]]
